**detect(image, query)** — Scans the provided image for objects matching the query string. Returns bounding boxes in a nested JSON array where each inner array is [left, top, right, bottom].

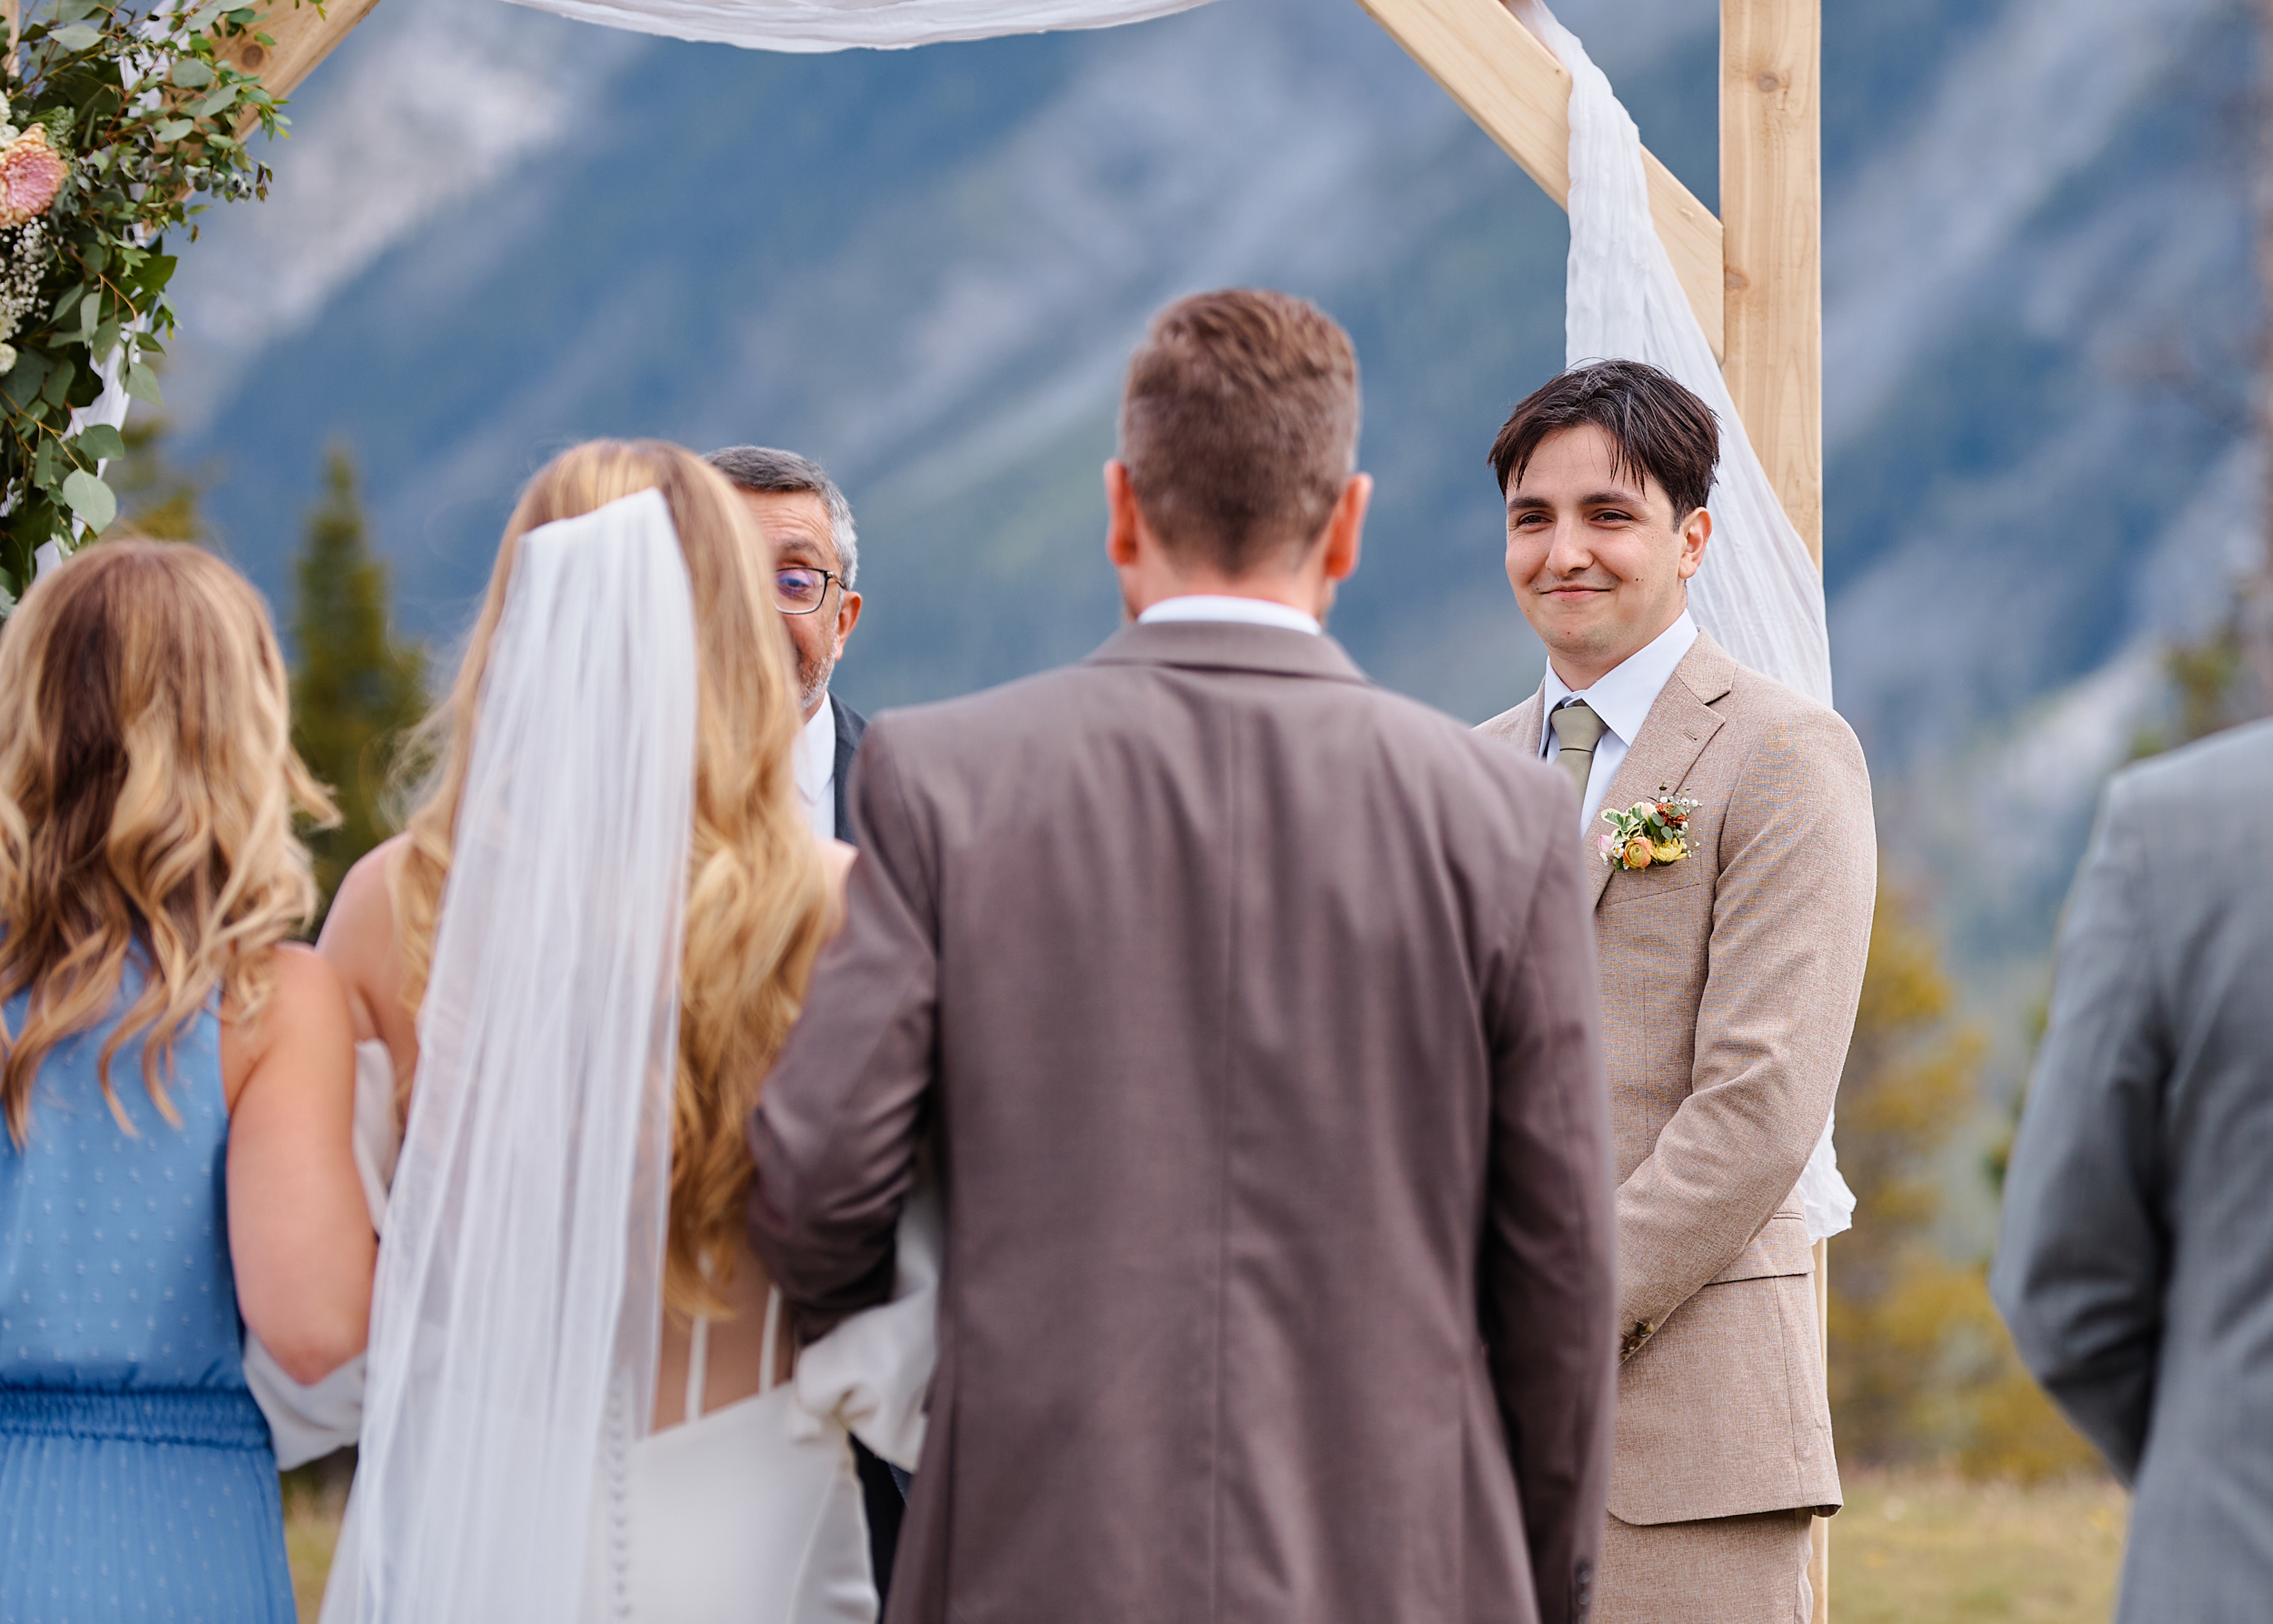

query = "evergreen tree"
[[289, 447, 426, 921]]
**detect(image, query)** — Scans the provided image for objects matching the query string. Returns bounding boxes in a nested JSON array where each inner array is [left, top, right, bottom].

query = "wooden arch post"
[[1355, 0, 1828, 1618]]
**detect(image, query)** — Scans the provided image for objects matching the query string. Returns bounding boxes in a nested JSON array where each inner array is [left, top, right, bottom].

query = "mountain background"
[[156, 0, 2264, 1242]]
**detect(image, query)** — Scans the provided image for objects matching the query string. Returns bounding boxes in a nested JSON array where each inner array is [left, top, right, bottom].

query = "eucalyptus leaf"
[[193, 85, 241, 119], [154, 117, 195, 143], [92, 318, 119, 363], [124, 364, 164, 406], [60, 470, 116, 531], [40, 362, 74, 408], [77, 292, 101, 337], [74, 424, 126, 463], [49, 22, 101, 50], [169, 57, 215, 89], [49, 282, 85, 323], [0, 351, 51, 413], [33, 439, 58, 487]]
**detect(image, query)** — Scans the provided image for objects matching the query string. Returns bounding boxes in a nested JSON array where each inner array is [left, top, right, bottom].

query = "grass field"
[[1832, 1472, 2128, 1623], [283, 1468, 2129, 1622]]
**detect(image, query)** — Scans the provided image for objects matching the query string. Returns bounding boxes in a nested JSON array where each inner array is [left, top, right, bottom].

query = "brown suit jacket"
[[749, 621, 1617, 1624], [1478, 630, 1873, 1526]]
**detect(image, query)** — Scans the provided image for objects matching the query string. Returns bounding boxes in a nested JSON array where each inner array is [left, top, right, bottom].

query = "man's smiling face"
[[1504, 423, 1709, 690]]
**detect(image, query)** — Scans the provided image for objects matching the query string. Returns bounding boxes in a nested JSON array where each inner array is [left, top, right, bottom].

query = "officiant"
[[706, 446, 870, 843], [705, 444, 901, 1593]]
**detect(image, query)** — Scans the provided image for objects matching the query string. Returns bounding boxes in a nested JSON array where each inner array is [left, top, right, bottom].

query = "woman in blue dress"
[[0, 540, 377, 1622]]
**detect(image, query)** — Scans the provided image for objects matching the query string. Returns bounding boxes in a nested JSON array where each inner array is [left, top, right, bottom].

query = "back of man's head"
[[1118, 289, 1360, 578]]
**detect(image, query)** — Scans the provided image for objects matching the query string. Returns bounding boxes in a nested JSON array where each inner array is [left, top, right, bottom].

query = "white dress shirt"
[[794, 690, 837, 844], [1136, 594, 1322, 636], [1537, 609, 1698, 835]]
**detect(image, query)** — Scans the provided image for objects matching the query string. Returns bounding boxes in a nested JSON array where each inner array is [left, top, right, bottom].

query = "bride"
[[314, 440, 928, 1622]]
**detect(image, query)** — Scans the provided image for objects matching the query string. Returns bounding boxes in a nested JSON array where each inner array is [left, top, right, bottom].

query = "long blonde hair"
[[0, 541, 336, 1146], [392, 440, 831, 1319]]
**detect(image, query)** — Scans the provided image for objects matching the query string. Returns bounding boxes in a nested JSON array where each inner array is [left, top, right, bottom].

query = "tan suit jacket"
[[750, 621, 1618, 1624], [1478, 631, 1873, 1526]]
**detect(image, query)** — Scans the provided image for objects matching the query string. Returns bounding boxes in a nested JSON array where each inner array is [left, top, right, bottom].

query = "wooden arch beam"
[[1353, 0, 1726, 361], [217, 0, 386, 99]]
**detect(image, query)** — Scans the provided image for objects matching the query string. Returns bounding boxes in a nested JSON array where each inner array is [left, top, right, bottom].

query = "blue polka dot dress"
[[0, 969, 295, 1623]]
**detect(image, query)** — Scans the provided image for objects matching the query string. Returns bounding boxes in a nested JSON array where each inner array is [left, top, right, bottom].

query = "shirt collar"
[[1537, 609, 1699, 756], [1136, 594, 1322, 637], [793, 690, 835, 807]]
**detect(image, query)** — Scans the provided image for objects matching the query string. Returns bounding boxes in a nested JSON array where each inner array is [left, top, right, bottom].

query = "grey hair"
[[703, 445, 859, 588]]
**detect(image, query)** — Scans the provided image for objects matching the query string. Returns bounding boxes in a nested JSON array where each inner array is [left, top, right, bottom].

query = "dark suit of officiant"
[[750, 620, 1617, 1624], [820, 692, 912, 1602], [1994, 717, 2273, 1624]]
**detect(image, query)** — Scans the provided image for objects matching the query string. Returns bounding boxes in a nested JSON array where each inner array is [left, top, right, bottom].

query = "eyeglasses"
[[775, 566, 845, 617]]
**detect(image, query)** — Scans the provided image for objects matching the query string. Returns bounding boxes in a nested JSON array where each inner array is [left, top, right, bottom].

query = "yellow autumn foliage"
[[1828, 878, 2100, 1483]]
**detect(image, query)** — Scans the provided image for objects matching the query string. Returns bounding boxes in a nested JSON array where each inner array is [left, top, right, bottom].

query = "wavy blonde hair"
[[0, 541, 336, 1147], [392, 440, 831, 1320]]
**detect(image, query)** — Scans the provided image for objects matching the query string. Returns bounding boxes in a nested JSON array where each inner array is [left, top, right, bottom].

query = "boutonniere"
[[1597, 786, 1701, 871]]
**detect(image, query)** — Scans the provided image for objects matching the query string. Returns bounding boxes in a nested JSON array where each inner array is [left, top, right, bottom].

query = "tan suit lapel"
[[1588, 632, 1737, 907]]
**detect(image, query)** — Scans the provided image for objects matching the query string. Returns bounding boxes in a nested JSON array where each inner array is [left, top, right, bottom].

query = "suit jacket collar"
[[1085, 620, 1371, 686], [1586, 631, 1735, 905], [831, 696, 867, 847]]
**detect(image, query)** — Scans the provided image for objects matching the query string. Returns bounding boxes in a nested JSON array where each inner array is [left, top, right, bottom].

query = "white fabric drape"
[[325, 487, 697, 1623], [1516, 0, 1852, 1242], [499, 0, 1212, 53]]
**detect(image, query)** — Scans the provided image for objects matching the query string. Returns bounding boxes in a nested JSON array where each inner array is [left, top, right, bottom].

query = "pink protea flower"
[[0, 127, 67, 229]]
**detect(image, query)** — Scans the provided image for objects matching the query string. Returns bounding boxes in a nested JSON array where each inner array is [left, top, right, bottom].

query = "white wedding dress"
[[579, 1295, 875, 1624], [273, 1038, 939, 1624]]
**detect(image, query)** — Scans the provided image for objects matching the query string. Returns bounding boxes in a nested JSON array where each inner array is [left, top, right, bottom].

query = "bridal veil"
[[325, 487, 697, 1623]]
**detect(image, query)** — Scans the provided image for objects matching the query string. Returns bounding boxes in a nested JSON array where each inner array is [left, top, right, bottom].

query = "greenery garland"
[[0, 0, 286, 613]]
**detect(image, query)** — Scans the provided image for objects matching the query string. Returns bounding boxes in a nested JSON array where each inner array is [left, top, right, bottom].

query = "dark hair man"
[[1477, 359, 1875, 1624], [748, 290, 1617, 1624], [706, 446, 866, 844]]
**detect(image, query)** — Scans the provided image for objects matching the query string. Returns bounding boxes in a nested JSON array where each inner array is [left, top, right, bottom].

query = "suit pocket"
[[1599, 857, 1710, 907], [1707, 1212, 1814, 1285]]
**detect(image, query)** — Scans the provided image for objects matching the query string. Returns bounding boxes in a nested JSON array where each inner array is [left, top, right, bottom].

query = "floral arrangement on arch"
[[0, 0, 286, 612]]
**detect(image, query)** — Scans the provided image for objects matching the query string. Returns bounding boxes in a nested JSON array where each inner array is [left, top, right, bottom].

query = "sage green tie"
[[1548, 700, 1607, 802]]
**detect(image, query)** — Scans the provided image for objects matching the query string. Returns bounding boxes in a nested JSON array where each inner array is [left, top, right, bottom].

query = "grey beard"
[[798, 651, 836, 717]]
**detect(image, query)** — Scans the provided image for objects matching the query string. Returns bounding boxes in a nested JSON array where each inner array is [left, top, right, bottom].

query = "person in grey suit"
[[1993, 717, 2273, 1623], [746, 289, 1618, 1624]]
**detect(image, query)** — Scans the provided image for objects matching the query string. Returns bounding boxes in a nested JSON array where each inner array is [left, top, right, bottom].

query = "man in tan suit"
[[747, 290, 1618, 1624], [1477, 360, 1874, 1623]]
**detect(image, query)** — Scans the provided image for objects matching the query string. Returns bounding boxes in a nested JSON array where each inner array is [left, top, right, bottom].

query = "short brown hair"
[[1119, 289, 1360, 576], [1488, 359, 1719, 522]]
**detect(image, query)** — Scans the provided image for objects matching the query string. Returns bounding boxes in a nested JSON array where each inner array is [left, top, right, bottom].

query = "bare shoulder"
[[319, 836, 408, 1042], [261, 944, 354, 1034], [220, 944, 353, 1108], [325, 836, 406, 947]]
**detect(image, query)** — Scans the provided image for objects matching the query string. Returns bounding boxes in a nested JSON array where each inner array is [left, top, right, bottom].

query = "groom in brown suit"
[[748, 290, 1618, 1624], [1477, 362, 1874, 1623]]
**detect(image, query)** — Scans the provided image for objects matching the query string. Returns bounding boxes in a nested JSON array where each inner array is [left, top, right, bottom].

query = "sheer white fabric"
[[499, 0, 1212, 53], [323, 487, 697, 1623], [1515, 0, 1852, 1242]]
